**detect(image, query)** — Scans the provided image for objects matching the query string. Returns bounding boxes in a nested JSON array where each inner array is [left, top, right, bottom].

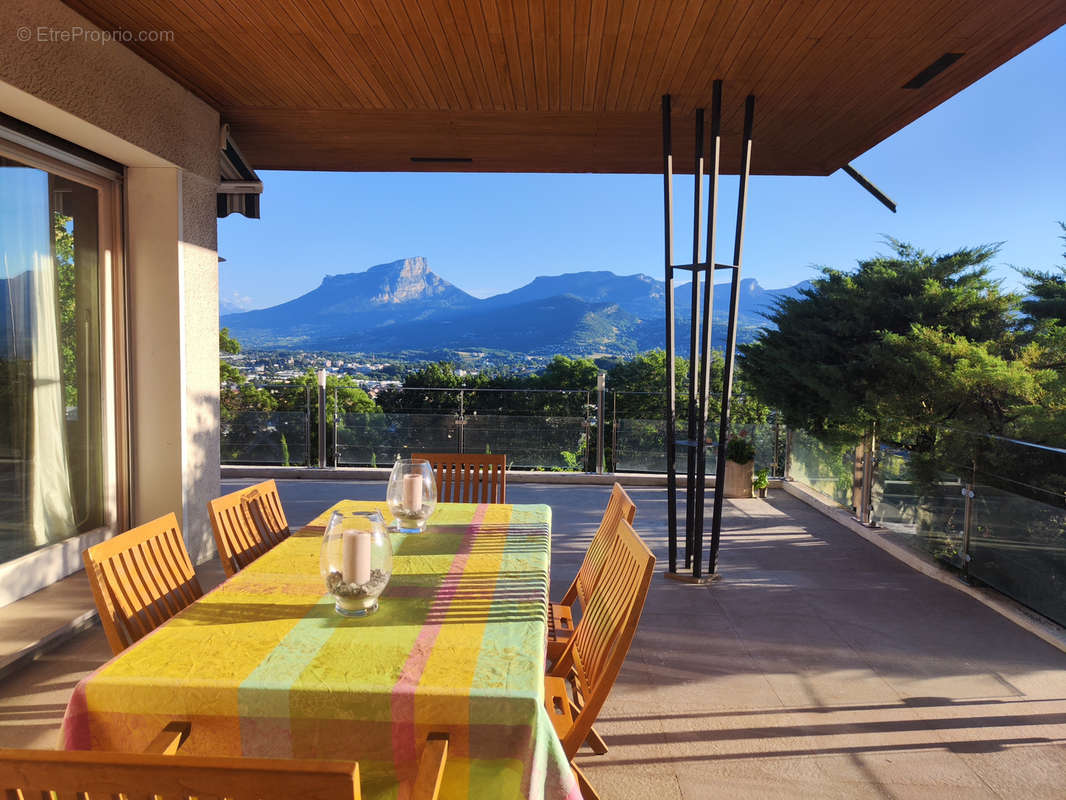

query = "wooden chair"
[[83, 512, 204, 655], [413, 452, 507, 503], [544, 518, 655, 800], [0, 724, 449, 800], [547, 482, 637, 662], [208, 479, 291, 577]]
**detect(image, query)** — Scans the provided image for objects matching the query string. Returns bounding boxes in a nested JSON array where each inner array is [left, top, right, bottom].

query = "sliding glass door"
[[0, 144, 121, 570]]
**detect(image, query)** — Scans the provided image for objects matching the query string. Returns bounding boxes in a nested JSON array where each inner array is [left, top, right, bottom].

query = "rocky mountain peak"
[[319, 257, 458, 306]]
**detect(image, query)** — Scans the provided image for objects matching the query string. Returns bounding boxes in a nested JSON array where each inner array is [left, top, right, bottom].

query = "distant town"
[[223, 347, 554, 393]]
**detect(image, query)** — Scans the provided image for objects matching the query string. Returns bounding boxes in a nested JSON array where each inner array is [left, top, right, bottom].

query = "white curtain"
[[0, 167, 75, 546]]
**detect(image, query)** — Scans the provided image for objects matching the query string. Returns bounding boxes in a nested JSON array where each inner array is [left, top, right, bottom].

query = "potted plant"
[[753, 467, 769, 499], [723, 433, 756, 498]]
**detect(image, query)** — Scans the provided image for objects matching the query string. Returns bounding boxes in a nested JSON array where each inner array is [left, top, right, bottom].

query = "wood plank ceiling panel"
[[824, 0, 1061, 169], [794, 0, 1032, 165], [58, 0, 1066, 174]]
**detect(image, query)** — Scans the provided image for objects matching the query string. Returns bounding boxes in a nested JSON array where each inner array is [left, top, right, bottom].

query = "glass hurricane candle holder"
[[320, 510, 392, 617], [387, 458, 436, 533]]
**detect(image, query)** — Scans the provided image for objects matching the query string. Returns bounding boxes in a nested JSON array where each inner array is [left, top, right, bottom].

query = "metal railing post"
[[304, 385, 311, 467], [611, 390, 618, 473], [852, 434, 865, 518], [584, 390, 592, 472], [860, 424, 875, 524], [317, 369, 327, 468], [332, 386, 339, 467], [596, 372, 606, 474], [960, 444, 978, 582], [772, 414, 781, 477], [457, 388, 465, 454]]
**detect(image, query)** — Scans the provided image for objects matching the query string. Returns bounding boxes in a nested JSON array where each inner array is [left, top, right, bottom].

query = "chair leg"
[[568, 698, 608, 755], [572, 762, 600, 800], [584, 725, 608, 755]]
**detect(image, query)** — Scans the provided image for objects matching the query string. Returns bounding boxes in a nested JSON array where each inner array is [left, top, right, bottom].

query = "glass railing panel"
[[221, 411, 309, 465], [787, 430, 855, 507], [869, 442, 967, 568], [745, 423, 785, 478], [613, 419, 688, 473], [335, 413, 457, 467], [462, 415, 589, 470], [967, 435, 1066, 627], [612, 420, 781, 476]]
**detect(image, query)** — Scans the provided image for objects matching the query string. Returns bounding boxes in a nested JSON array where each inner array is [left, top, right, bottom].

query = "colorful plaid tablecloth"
[[62, 501, 580, 800]]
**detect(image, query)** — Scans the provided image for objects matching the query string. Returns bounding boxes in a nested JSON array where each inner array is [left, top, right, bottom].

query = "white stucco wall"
[[1, 0, 222, 564]]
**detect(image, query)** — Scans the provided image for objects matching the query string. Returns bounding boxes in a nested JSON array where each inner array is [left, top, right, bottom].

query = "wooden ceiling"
[[62, 0, 1066, 175]]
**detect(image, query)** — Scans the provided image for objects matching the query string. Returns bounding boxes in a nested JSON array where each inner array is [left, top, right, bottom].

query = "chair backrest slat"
[[553, 517, 655, 759], [573, 483, 637, 611], [0, 750, 360, 800], [207, 480, 291, 577], [83, 513, 204, 656], [412, 453, 507, 504]]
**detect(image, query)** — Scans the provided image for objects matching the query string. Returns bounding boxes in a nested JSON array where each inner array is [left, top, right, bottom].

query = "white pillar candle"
[[342, 530, 372, 585], [403, 473, 422, 513]]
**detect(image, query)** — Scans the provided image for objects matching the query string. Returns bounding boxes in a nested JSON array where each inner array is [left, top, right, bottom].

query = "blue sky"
[[219, 27, 1065, 313]]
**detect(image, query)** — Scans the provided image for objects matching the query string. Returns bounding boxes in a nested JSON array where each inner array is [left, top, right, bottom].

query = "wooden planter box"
[[723, 459, 754, 498]]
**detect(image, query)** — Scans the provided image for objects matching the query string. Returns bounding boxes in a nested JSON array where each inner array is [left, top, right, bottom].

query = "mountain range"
[[220, 257, 810, 357]]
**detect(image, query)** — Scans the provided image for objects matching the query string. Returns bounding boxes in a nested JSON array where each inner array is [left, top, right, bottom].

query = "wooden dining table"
[[61, 501, 581, 800]]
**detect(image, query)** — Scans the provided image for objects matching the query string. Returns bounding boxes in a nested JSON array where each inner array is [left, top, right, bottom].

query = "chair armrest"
[[544, 676, 575, 741]]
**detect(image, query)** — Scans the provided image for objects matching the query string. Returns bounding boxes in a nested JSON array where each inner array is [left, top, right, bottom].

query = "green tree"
[[606, 348, 767, 424], [53, 212, 77, 408], [377, 361, 471, 413], [606, 349, 691, 419], [270, 369, 380, 465], [741, 240, 1020, 439], [1016, 222, 1066, 325], [1010, 222, 1066, 445], [219, 327, 243, 386], [537, 355, 598, 390]]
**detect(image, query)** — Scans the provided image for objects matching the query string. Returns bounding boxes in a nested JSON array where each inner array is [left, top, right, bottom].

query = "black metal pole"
[[684, 108, 705, 569], [691, 81, 722, 580], [663, 94, 678, 574], [842, 163, 897, 213], [709, 93, 754, 574]]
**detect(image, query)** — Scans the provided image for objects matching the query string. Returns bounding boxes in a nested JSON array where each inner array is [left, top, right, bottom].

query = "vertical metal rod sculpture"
[[684, 108, 705, 568], [708, 94, 755, 574], [662, 95, 678, 574], [690, 81, 722, 579]]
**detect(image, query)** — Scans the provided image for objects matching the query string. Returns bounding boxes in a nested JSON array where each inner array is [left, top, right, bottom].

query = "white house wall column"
[[179, 170, 221, 562], [126, 168, 219, 563]]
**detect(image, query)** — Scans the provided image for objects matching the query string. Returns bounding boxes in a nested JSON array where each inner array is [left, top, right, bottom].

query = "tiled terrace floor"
[[2, 480, 1065, 798]]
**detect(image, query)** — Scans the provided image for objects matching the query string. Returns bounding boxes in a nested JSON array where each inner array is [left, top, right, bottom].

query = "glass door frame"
[[0, 132, 128, 606]]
